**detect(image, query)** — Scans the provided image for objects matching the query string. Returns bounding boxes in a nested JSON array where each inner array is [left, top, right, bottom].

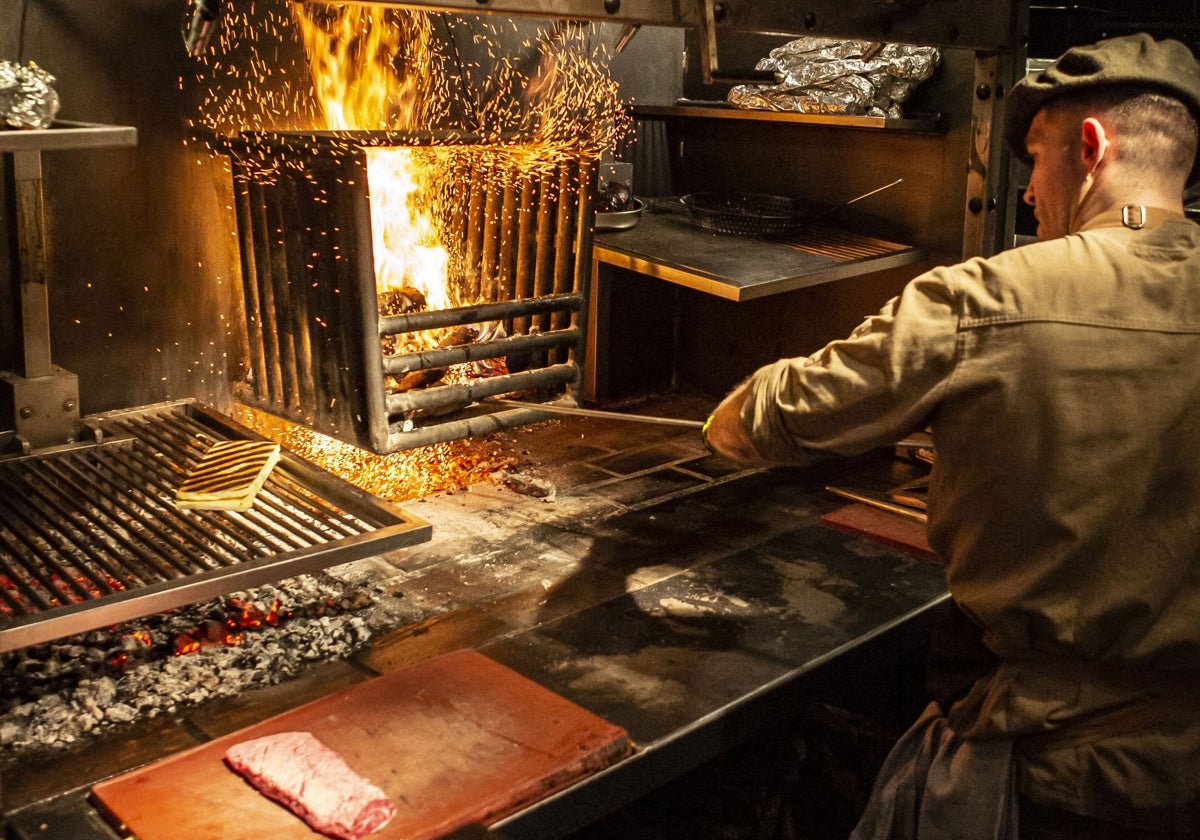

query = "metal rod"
[[824, 486, 929, 524], [484, 398, 705, 429], [385, 363, 577, 415], [379, 293, 583, 335], [382, 328, 579, 376]]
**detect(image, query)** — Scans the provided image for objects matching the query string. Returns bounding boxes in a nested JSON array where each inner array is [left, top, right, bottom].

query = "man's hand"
[[703, 380, 771, 466]]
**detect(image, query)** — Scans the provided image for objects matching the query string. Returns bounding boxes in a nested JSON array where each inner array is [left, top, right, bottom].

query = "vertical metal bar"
[[480, 182, 502, 302], [274, 177, 304, 410], [12, 149, 52, 378], [532, 170, 556, 345], [260, 184, 288, 405], [498, 182, 518, 305], [239, 178, 270, 401], [513, 179, 535, 336], [568, 156, 598, 385], [550, 161, 576, 362], [464, 158, 486, 300]]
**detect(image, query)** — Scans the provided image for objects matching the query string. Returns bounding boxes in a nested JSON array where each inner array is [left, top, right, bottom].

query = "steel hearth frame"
[[227, 130, 595, 454], [0, 399, 431, 652]]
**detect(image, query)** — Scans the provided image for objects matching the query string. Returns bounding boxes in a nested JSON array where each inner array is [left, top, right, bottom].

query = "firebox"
[[224, 129, 598, 454]]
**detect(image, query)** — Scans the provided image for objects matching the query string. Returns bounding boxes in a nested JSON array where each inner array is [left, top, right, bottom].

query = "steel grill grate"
[[0, 400, 430, 652]]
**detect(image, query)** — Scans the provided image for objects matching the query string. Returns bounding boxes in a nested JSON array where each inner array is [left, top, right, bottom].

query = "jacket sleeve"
[[738, 266, 962, 464]]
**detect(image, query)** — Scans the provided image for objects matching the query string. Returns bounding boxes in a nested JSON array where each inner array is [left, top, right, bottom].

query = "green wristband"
[[701, 414, 716, 454]]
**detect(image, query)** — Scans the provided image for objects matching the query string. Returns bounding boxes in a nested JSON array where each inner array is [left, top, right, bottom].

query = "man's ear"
[[1080, 116, 1112, 175]]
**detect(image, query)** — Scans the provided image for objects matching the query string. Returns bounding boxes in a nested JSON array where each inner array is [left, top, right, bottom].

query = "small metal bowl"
[[595, 198, 644, 231]]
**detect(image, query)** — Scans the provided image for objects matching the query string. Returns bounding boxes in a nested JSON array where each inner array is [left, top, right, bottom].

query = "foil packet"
[[728, 38, 939, 118], [0, 60, 61, 130]]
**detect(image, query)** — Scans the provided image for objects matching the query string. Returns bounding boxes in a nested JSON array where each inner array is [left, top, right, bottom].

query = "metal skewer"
[[484, 398, 705, 429], [825, 486, 929, 524]]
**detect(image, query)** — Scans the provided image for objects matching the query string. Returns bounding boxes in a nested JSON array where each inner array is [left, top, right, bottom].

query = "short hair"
[[1050, 85, 1200, 177]]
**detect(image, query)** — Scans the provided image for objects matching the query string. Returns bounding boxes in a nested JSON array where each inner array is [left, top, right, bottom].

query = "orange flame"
[[294, 6, 454, 310]]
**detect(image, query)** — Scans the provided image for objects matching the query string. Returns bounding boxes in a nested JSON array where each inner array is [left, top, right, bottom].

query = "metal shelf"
[[636, 102, 943, 133], [0, 120, 137, 153], [593, 211, 923, 302]]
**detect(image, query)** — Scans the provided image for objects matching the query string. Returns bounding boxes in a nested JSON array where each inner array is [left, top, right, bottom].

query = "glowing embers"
[[170, 596, 285, 656], [233, 404, 516, 504], [1, 576, 384, 754]]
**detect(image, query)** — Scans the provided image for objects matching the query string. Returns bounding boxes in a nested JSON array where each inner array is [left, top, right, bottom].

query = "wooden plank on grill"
[[91, 649, 631, 840]]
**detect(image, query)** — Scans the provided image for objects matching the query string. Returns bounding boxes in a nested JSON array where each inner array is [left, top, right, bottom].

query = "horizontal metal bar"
[[385, 363, 577, 415], [385, 406, 564, 450], [383, 328, 579, 375], [484, 399, 705, 429], [354, 0, 702, 28], [379, 294, 583, 336]]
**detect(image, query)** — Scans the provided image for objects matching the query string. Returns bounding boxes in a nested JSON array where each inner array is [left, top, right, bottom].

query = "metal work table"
[[3, 416, 949, 840]]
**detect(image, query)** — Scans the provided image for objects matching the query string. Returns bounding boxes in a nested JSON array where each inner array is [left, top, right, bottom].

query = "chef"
[[703, 33, 1200, 839]]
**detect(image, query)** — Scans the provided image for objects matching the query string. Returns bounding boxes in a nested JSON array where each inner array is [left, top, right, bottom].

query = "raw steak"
[[224, 731, 395, 840]]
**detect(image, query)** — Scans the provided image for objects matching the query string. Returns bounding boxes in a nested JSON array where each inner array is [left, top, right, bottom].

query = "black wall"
[[1, 0, 242, 416]]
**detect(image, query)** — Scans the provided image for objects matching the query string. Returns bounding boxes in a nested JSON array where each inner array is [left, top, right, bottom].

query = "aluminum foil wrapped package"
[[728, 38, 939, 118], [0, 60, 61, 130]]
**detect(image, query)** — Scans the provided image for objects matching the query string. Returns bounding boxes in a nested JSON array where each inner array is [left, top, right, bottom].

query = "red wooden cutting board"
[[820, 502, 938, 561], [92, 649, 631, 840]]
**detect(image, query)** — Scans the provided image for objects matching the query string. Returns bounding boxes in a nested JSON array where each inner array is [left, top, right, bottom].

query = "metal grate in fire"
[[226, 130, 596, 455]]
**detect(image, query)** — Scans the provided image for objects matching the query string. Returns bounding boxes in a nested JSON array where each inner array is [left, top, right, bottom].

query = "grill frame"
[[0, 399, 431, 652], [226, 131, 597, 454]]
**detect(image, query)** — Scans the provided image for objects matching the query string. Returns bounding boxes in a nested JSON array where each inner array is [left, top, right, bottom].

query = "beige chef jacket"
[[738, 207, 1200, 831]]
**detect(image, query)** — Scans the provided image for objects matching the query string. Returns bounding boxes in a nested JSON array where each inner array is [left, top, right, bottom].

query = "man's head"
[[1005, 34, 1200, 239]]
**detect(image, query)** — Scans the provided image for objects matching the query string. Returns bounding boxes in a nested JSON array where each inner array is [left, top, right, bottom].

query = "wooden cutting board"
[[92, 649, 631, 840], [821, 502, 938, 561]]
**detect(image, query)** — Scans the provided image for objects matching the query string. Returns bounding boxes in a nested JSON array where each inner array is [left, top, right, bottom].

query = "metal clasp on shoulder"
[[1121, 204, 1146, 230]]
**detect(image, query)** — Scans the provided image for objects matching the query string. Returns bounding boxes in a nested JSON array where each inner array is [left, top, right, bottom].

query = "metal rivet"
[[968, 197, 984, 213], [804, 12, 816, 29], [712, 2, 726, 22], [62, 399, 77, 412], [976, 84, 992, 100], [604, 0, 620, 12], [18, 406, 34, 419]]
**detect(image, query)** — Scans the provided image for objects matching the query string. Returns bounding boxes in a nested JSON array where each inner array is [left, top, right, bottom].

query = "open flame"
[[185, 7, 629, 493], [293, 7, 454, 309]]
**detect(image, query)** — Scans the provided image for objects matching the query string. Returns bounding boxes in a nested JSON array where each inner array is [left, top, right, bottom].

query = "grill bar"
[[385, 363, 578, 416], [383, 327, 579, 376], [0, 400, 431, 651], [378, 292, 583, 334]]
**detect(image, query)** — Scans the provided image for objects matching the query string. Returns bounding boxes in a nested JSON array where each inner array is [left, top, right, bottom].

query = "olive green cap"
[[1004, 33, 1200, 185]]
